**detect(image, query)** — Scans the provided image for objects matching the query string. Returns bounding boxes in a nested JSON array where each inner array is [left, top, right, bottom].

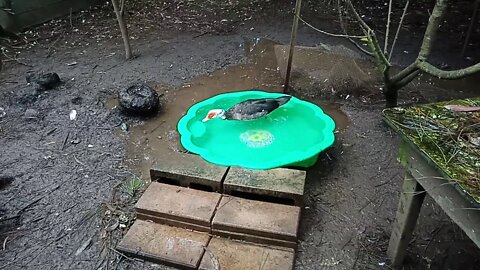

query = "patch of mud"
[[275, 44, 382, 101], [113, 38, 350, 178]]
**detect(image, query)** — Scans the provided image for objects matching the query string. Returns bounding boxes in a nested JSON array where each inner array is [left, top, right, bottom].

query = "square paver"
[[135, 182, 222, 232], [224, 167, 306, 205], [212, 195, 301, 248], [117, 220, 210, 269], [150, 152, 228, 192], [199, 237, 295, 270]]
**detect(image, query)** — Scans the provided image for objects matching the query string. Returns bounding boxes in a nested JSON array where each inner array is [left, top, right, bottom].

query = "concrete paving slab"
[[150, 152, 228, 192], [224, 167, 306, 205], [199, 237, 295, 270], [135, 182, 221, 232], [117, 220, 210, 269], [212, 195, 300, 247]]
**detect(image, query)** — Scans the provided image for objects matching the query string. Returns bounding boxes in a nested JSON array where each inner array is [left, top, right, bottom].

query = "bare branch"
[[384, 0, 393, 54], [344, 0, 372, 32], [120, 0, 125, 16], [336, 0, 374, 56], [417, 61, 480, 79], [297, 15, 365, 38], [389, 0, 409, 61], [344, 0, 390, 66], [366, 29, 391, 68]]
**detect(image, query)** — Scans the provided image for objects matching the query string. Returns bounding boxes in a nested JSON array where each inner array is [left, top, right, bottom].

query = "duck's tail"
[[275, 95, 292, 106]]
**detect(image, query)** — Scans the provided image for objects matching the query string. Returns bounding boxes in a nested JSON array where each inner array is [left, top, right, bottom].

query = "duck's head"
[[202, 109, 226, 122]]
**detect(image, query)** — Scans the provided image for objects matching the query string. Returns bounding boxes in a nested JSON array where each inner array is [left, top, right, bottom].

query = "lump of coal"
[[26, 72, 61, 91], [118, 83, 160, 116]]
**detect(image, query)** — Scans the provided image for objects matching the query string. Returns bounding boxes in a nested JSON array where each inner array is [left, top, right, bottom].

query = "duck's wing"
[[225, 98, 280, 120]]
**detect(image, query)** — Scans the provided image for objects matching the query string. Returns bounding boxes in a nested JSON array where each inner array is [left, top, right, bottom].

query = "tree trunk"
[[384, 85, 398, 108], [112, 0, 132, 60]]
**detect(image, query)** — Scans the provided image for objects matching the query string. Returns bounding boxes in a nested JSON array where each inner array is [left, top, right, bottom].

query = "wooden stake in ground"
[[112, 0, 132, 59], [284, 0, 302, 93]]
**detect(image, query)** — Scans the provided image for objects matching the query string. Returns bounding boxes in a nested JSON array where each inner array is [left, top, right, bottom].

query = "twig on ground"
[[2, 237, 8, 250]]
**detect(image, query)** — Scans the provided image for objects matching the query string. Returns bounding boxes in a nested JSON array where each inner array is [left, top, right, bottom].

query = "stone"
[[117, 220, 210, 269], [150, 152, 227, 192], [223, 167, 306, 206], [0, 175, 13, 190], [24, 108, 39, 119], [212, 196, 301, 248], [199, 237, 295, 270], [26, 72, 61, 91], [135, 182, 222, 232], [118, 83, 160, 116]]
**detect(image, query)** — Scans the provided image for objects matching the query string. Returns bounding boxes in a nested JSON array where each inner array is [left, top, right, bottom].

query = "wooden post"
[[387, 172, 426, 268], [283, 0, 302, 93]]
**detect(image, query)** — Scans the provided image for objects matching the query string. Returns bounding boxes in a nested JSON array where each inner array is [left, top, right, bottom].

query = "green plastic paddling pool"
[[177, 90, 335, 170]]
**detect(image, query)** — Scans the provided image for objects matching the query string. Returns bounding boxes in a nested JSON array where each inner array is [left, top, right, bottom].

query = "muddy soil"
[[1, 0, 480, 269]]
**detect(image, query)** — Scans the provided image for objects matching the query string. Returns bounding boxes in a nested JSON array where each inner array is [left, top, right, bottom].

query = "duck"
[[202, 95, 291, 122]]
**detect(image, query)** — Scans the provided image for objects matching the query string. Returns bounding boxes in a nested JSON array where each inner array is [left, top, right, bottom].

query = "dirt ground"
[[1, 0, 480, 269]]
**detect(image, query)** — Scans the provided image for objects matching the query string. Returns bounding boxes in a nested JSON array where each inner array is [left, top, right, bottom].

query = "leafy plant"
[[122, 176, 144, 197]]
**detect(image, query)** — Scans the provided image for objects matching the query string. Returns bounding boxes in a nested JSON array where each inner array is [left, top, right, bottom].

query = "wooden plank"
[[150, 152, 228, 192], [387, 172, 426, 267], [400, 141, 480, 247], [223, 167, 305, 206]]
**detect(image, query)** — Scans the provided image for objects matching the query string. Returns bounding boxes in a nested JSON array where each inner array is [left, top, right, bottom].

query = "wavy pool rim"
[[177, 90, 336, 170]]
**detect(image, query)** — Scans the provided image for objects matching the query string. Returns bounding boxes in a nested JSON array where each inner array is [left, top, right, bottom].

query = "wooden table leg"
[[387, 172, 426, 268]]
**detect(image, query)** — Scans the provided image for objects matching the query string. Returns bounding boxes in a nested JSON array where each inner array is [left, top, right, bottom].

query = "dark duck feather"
[[203, 95, 291, 122]]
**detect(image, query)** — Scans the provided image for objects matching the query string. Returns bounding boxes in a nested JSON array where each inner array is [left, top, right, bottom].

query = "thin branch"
[[344, 0, 390, 66], [120, 0, 125, 16], [366, 29, 391, 67], [384, 0, 393, 54], [297, 15, 365, 38], [345, 0, 372, 31], [336, 0, 374, 56], [389, 0, 409, 61]]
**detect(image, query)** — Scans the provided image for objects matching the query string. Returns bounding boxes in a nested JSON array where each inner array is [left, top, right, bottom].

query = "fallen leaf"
[[444, 105, 480, 112]]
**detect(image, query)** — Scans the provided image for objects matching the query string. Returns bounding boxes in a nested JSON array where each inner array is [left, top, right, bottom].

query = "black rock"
[[118, 83, 160, 116], [0, 176, 13, 190], [71, 96, 82, 105], [26, 72, 61, 91]]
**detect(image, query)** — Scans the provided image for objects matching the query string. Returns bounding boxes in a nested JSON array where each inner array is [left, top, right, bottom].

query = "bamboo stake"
[[462, 0, 479, 56], [284, 0, 302, 93]]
